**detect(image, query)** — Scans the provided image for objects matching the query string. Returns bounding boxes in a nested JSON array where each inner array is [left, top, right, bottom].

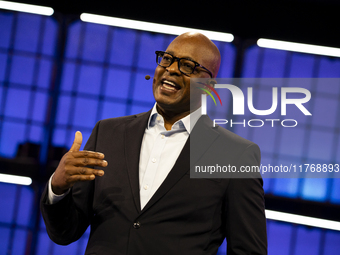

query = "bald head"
[[168, 32, 221, 78], [152, 32, 221, 118]]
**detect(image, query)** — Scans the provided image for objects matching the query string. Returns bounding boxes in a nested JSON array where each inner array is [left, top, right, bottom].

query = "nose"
[[166, 59, 181, 75]]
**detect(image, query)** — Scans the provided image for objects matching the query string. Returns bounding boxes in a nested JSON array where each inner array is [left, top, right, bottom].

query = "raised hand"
[[51, 131, 107, 195]]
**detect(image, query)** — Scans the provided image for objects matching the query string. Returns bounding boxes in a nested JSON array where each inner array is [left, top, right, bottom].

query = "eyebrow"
[[166, 51, 196, 62]]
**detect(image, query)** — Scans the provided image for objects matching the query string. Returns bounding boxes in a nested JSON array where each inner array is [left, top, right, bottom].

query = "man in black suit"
[[41, 32, 267, 254]]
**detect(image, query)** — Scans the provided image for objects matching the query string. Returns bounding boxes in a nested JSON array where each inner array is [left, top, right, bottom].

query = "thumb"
[[69, 131, 83, 152]]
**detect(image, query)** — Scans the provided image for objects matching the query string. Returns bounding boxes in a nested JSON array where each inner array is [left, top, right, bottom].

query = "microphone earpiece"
[[145, 75, 152, 80]]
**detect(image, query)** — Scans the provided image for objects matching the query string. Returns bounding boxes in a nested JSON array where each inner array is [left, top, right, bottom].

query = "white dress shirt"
[[48, 104, 201, 209]]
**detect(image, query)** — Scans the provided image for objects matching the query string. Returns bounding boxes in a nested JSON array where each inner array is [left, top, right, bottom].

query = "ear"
[[203, 79, 217, 92], [208, 79, 217, 88]]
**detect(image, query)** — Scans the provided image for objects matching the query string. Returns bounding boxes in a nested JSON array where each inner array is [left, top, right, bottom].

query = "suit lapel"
[[124, 110, 152, 213], [140, 115, 220, 214], [189, 115, 221, 167]]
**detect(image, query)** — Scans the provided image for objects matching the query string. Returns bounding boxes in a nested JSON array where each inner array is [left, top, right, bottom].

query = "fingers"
[[65, 167, 105, 185], [65, 157, 108, 167], [67, 174, 96, 183], [71, 151, 105, 159], [52, 131, 108, 193], [69, 131, 83, 152], [65, 167, 105, 179], [52, 166, 105, 194]]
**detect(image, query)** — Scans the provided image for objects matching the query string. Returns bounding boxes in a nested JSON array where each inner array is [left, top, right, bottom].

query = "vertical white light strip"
[[0, 0, 54, 16], [266, 209, 340, 231], [80, 13, 234, 43], [0, 173, 32, 186], [257, 38, 340, 58], [201, 94, 207, 115]]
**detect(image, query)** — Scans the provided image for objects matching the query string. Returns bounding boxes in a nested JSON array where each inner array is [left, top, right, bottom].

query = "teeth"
[[162, 80, 177, 91], [163, 80, 176, 87], [163, 83, 176, 91]]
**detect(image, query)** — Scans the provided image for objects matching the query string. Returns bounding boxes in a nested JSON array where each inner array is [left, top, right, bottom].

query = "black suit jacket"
[[41, 110, 267, 255]]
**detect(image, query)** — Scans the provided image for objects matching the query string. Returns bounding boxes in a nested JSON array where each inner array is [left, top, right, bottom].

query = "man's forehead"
[[165, 39, 211, 59], [165, 32, 221, 77]]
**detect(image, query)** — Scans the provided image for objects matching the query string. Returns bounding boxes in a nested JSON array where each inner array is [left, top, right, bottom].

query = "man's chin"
[[154, 92, 180, 107], [155, 100, 179, 110]]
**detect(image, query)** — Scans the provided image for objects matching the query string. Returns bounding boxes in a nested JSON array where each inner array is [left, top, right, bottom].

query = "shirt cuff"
[[47, 173, 70, 204]]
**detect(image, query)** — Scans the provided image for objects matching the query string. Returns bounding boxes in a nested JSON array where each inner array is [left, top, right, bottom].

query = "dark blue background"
[[0, 11, 339, 255]]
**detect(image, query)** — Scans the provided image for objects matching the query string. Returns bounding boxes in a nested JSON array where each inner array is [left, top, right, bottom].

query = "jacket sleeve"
[[224, 143, 268, 255], [40, 121, 101, 245]]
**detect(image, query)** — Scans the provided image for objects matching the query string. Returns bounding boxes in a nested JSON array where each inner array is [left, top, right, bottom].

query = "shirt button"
[[161, 134, 165, 139], [151, 158, 156, 163], [144, 185, 149, 190], [133, 222, 141, 229], [156, 116, 161, 121]]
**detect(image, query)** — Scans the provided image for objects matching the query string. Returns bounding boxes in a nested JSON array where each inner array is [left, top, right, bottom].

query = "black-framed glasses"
[[155, 51, 213, 78]]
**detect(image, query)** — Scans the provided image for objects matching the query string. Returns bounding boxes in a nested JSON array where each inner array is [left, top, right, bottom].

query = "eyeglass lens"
[[157, 52, 196, 74]]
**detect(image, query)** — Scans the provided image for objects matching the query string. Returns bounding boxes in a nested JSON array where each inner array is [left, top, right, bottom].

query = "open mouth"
[[161, 80, 181, 92]]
